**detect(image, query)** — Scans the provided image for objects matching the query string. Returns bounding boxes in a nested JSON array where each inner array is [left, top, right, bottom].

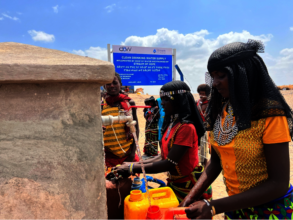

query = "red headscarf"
[[105, 93, 131, 110]]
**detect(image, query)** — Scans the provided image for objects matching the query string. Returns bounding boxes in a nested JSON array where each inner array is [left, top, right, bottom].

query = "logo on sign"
[[119, 47, 132, 52], [153, 49, 167, 54]]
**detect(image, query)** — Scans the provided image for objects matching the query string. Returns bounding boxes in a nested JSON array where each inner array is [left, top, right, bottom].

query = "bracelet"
[[166, 157, 178, 165], [203, 199, 215, 216], [211, 206, 216, 216], [203, 199, 210, 206], [129, 163, 134, 175]]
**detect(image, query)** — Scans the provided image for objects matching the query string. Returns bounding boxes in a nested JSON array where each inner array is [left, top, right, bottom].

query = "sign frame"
[[107, 44, 176, 85]]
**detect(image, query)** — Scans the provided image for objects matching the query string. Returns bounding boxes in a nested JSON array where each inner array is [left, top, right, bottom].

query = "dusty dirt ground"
[[128, 90, 293, 219]]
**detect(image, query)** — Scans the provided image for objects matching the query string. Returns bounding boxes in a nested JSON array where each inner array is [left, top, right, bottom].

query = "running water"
[[132, 132, 152, 207]]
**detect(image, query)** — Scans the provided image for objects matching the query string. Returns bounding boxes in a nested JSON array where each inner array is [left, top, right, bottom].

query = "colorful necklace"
[[213, 101, 238, 145], [165, 114, 178, 140]]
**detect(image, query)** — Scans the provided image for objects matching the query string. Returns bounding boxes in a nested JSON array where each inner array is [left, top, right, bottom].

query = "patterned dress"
[[210, 108, 292, 219]]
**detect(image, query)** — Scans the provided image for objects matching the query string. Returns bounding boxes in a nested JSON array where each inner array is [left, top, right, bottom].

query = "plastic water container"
[[146, 206, 188, 220], [124, 187, 179, 219]]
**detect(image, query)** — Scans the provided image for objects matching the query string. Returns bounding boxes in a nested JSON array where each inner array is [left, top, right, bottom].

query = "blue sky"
[[1, 0, 293, 94]]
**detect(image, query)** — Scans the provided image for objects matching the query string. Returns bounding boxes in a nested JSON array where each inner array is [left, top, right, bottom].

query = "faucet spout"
[[101, 115, 133, 126]]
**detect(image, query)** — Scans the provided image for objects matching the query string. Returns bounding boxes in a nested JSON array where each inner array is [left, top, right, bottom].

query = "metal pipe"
[[101, 115, 132, 126], [172, 49, 176, 81], [175, 64, 184, 82], [107, 44, 111, 63]]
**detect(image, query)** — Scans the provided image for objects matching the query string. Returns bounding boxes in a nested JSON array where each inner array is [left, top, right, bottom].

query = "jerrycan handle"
[[149, 188, 171, 199]]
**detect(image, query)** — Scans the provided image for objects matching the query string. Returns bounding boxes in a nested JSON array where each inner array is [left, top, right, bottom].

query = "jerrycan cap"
[[146, 205, 162, 219], [129, 190, 143, 202], [133, 177, 141, 185]]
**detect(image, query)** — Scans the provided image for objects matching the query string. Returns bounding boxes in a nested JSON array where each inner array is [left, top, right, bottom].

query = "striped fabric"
[[102, 103, 133, 158]]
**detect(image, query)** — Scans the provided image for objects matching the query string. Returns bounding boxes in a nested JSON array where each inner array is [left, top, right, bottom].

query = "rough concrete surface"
[[0, 83, 106, 218], [0, 42, 114, 84]]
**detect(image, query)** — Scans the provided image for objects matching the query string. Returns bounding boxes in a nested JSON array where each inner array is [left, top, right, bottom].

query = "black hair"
[[115, 72, 122, 86], [148, 96, 157, 106], [206, 39, 293, 139], [160, 81, 205, 142], [197, 84, 211, 96]]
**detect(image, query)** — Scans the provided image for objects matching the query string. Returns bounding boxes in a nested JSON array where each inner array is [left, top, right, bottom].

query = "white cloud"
[[72, 47, 107, 61], [73, 28, 293, 94], [105, 4, 116, 13], [2, 13, 19, 21], [290, 27, 293, 31], [121, 28, 273, 93], [53, 5, 59, 13], [266, 48, 293, 86], [0, 17, 3, 20], [28, 30, 55, 43]]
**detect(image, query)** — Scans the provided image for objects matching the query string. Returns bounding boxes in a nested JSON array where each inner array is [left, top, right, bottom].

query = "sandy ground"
[[128, 90, 293, 219]]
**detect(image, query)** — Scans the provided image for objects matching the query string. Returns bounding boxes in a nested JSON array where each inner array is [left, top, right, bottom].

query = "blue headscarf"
[[156, 97, 165, 141]]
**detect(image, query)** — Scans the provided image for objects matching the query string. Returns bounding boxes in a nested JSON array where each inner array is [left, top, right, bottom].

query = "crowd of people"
[[102, 39, 293, 219]]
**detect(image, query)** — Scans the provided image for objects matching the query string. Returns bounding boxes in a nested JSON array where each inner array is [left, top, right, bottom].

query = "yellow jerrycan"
[[124, 187, 179, 219]]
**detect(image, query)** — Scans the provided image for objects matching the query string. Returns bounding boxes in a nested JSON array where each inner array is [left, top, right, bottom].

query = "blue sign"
[[113, 45, 173, 86]]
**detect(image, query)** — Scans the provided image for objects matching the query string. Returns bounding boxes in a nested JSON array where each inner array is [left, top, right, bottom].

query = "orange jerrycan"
[[146, 206, 188, 220], [124, 187, 179, 219]]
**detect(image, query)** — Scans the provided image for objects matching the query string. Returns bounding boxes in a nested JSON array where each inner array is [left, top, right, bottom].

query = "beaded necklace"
[[165, 114, 178, 140], [213, 101, 238, 145]]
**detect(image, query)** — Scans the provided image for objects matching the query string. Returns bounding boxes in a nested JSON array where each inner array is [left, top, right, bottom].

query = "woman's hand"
[[113, 164, 130, 178], [185, 200, 212, 219], [179, 196, 196, 207]]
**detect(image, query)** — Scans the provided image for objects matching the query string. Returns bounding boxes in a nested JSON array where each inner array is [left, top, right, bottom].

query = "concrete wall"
[[0, 42, 114, 219], [0, 83, 105, 218]]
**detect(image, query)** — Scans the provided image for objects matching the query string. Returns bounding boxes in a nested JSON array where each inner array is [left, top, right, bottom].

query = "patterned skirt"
[[225, 186, 293, 219], [168, 166, 213, 203], [144, 122, 159, 156]]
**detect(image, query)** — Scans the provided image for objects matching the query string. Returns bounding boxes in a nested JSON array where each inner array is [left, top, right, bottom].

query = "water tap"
[[101, 106, 150, 132], [101, 110, 133, 126]]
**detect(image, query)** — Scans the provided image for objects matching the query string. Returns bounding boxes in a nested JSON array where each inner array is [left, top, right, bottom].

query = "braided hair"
[[205, 39, 293, 140], [160, 81, 205, 142]]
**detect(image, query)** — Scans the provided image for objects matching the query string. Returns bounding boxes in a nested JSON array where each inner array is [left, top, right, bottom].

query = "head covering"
[[160, 81, 205, 142], [156, 97, 165, 141], [148, 96, 157, 105], [105, 93, 131, 111], [206, 39, 293, 139]]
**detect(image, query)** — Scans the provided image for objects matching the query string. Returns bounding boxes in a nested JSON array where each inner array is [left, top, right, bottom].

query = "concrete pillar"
[[0, 42, 114, 219]]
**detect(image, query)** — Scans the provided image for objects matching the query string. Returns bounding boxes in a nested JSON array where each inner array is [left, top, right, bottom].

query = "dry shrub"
[[135, 88, 144, 94], [277, 85, 293, 90]]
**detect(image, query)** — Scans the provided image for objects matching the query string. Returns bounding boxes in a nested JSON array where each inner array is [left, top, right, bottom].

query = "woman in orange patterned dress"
[[180, 40, 293, 219]]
